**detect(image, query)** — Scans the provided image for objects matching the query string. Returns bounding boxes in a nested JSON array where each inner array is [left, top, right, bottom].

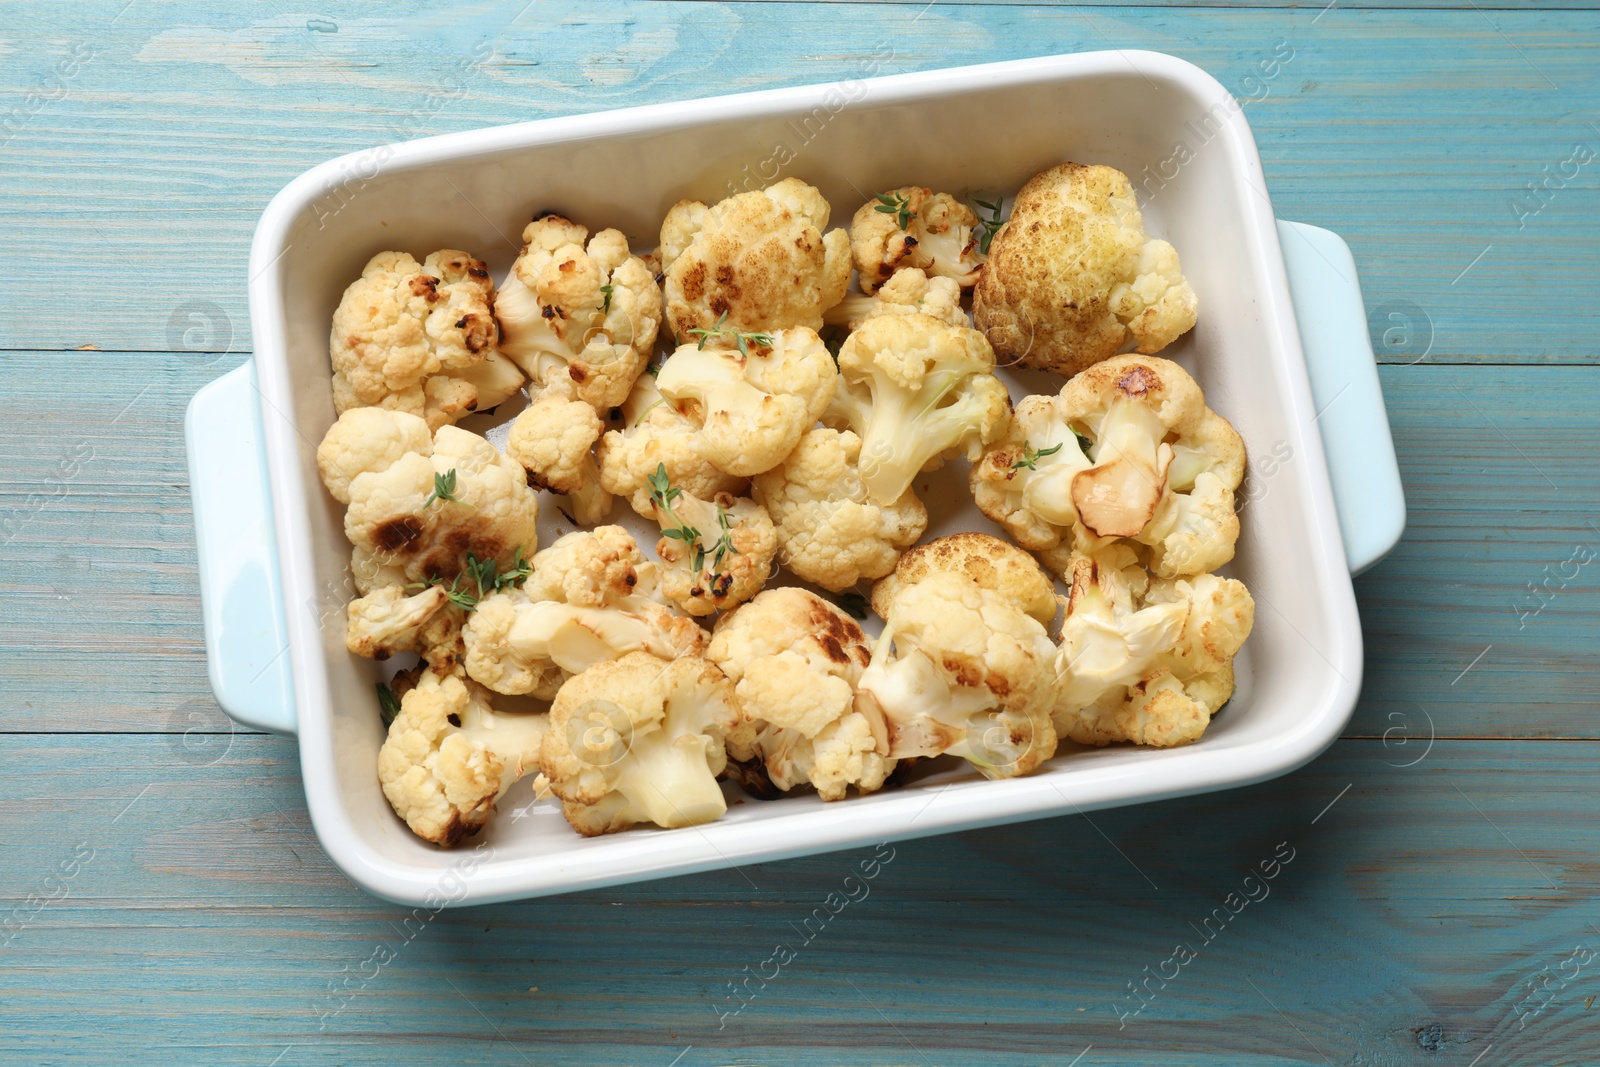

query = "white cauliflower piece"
[[329, 250, 522, 431], [345, 584, 466, 674], [1053, 547, 1253, 748], [596, 372, 749, 519], [753, 427, 927, 592], [708, 587, 891, 800], [315, 408, 539, 588], [1022, 355, 1244, 578], [462, 527, 706, 699], [849, 187, 985, 294], [540, 651, 738, 835], [655, 326, 836, 477], [377, 671, 547, 846], [860, 534, 1059, 778], [824, 267, 970, 331], [645, 474, 777, 617], [660, 178, 851, 339], [506, 384, 613, 526], [967, 393, 1095, 553], [974, 162, 1197, 377], [494, 214, 661, 412], [824, 313, 1012, 506]]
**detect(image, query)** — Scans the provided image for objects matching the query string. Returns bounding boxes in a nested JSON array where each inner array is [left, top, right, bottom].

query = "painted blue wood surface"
[[1, 1, 1598, 1065]]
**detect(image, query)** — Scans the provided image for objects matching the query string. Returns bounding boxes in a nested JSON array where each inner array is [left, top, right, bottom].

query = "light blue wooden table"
[[3, 2, 1598, 1064]]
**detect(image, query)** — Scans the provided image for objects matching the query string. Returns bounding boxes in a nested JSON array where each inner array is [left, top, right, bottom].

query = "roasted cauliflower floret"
[[973, 163, 1197, 377], [824, 267, 970, 332], [824, 313, 1011, 506], [868, 531, 1058, 628], [709, 588, 892, 800], [518, 523, 644, 607], [859, 534, 1059, 778], [329, 250, 523, 432], [506, 384, 613, 526], [1053, 547, 1253, 749], [645, 468, 776, 617], [316, 408, 539, 587], [377, 671, 547, 846], [850, 187, 985, 294], [660, 178, 851, 339], [752, 427, 927, 592], [462, 528, 706, 699], [345, 584, 466, 674], [596, 372, 749, 519], [655, 326, 836, 477], [1018, 355, 1244, 578], [494, 214, 661, 412], [540, 651, 738, 835], [968, 393, 1095, 553]]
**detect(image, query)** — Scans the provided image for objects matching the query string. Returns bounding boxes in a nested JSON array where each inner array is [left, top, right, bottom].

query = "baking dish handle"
[[184, 361, 297, 735], [1277, 219, 1406, 577]]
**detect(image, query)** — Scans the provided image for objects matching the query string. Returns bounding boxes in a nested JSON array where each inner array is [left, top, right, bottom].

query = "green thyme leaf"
[[709, 505, 737, 571], [600, 283, 614, 314], [874, 191, 915, 230], [647, 463, 682, 511], [1011, 441, 1064, 472], [971, 195, 1005, 255], [494, 547, 534, 591], [688, 310, 773, 356], [376, 683, 401, 727], [422, 468, 471, 509]]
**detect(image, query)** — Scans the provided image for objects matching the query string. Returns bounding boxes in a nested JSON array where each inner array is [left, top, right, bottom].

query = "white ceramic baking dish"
[[186, 51, 1404, 906]]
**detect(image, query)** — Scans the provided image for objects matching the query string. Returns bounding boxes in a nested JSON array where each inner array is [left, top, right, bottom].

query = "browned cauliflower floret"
[[540, 651, 738, 835], [462, 528, 706, 699], [660, 178, 850, 340], [709, 588, 892, 801], [494, 214, 661, 412], [1004, 355, 1244, 579], [506, 384, 612, 526], [849, 187, 985, 294], [345, 584, 467, 675], [596, 373, 749, 519], [377, 671, 547, 846], [860, 534, 1059, 779], [315, 408, 539, 589], [329, 250, 523, 431], [1053, 546, 1253, 749], [973, 163, 1197, 377], [869, 531, 1059, 628], [655, 326, 836, 477], [644, 473, 777, 617], [753, 428, 927, 592], [825, 313, 1012, 506], [824, 267, 970, 332]]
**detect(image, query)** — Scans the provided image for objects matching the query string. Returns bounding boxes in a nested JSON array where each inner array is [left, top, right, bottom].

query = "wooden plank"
[[0, 3, 1596, 362], [728, 0, 1600, 7], [1, 734, 1597, 1063], [2, 355, 1596, 736]]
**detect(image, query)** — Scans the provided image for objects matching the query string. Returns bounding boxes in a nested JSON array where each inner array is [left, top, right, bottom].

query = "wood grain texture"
[[0, 3, 1597, 362], [2, 356, 1595, 737], [2, 735, 1597, 1065]]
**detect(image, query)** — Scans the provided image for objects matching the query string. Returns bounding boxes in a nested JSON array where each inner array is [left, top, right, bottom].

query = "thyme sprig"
[[422, 469, 471, 509], [1012, 441, 1064, 472], [874, 191, 915, 230], [971, 195, 1006, 255], [686, 310, 774, 358]]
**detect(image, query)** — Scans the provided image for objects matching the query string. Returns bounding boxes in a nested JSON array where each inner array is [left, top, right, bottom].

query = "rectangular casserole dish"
[[186, 51, 1405, 906]]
